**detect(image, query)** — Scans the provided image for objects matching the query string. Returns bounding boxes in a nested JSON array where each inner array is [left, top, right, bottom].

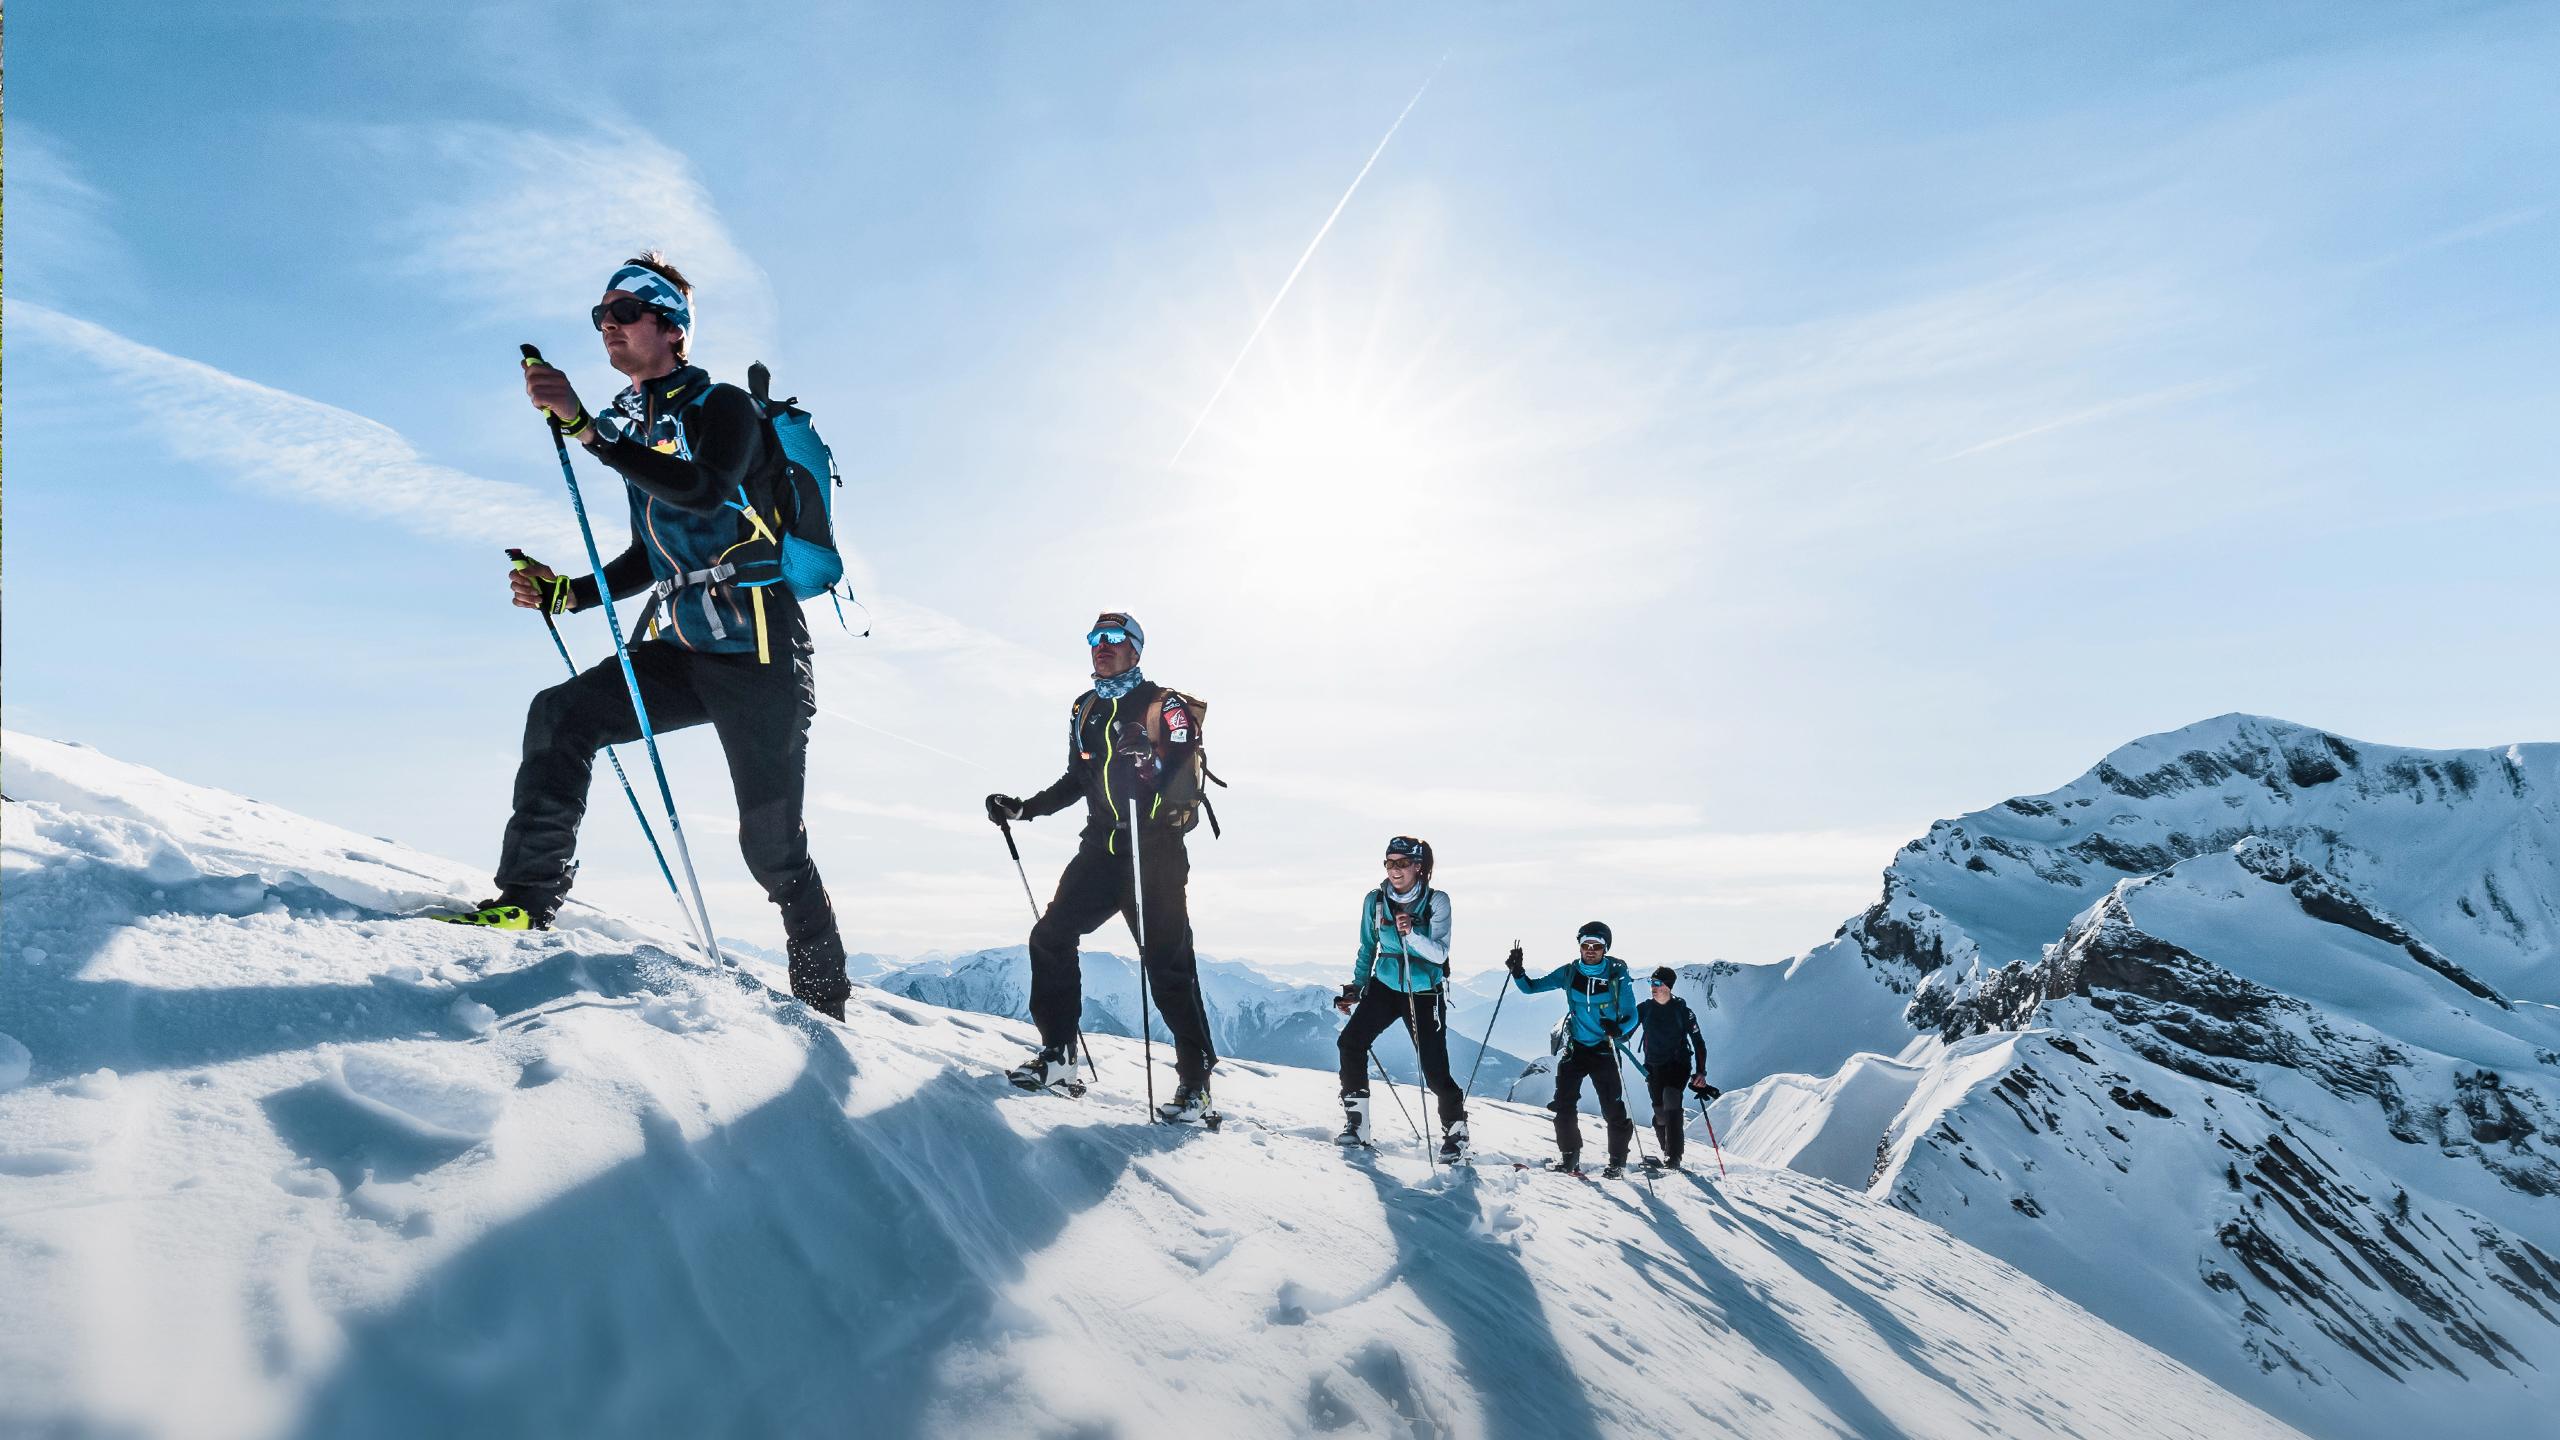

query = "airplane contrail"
[[1168, 58, 1447, 468], [816, 703, 994, 773]]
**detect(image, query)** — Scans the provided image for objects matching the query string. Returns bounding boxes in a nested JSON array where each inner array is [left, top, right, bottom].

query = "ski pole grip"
[[999, 817, 1023, 862], [507, 546, 530, 571], [519, 343, 567, 434]]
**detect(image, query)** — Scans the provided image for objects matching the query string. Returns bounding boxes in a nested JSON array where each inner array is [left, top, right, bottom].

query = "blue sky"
[[9, 2, 2556, 975]]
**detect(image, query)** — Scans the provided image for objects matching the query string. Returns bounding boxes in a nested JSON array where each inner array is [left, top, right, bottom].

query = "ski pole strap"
[[1614, 1034, 1650, 1081]]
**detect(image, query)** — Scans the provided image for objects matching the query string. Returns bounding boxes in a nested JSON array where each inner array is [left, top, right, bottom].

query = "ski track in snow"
[[0, 733, 2303, 1440]]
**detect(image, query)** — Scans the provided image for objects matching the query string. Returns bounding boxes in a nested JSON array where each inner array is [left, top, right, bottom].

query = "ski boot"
[[1547, 1152, 1583, 1175], [1007, 1044, 1086, 1097], [1438, 1119, 1470, 1162], [1157, 1081, 1218, 1127], [431, 890, 558, 931], [1602, 1160, 1626, 1179], [1337, 1094, 1374, 1148]]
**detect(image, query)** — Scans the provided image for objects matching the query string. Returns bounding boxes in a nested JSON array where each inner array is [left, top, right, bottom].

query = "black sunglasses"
[[590, 297, 664, 330]]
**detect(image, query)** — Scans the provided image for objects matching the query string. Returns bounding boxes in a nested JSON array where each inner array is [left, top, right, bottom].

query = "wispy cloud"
[[14, 301, 574, 550], [7, 127, 139, 304], [375, 119, 778, 378], [1937, 377, 2241, 461]]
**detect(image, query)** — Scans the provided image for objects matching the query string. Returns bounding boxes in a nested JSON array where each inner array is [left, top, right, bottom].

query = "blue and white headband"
[[604, 262, 691, 336]]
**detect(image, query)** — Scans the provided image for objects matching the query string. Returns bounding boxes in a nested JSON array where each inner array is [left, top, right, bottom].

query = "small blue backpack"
[[746, 361, 860, 630]]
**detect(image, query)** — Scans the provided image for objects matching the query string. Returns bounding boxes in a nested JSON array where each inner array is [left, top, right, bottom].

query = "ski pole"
[[519, 344, 724, 968], [1461, 942, 1516, 1098], [507, 549, 681, 905], [1393, 896, 1436, 1170], [1697, 1097, 1728, 1178], [1125, 798, 1157, 1120], [999, 815, 1097, 1081], [1614, 1035, 1655, 1193], [1370, 1052, 1426, 1153]]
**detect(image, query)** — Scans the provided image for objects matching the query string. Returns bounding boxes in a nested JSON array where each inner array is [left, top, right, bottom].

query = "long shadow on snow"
[[1691, 1182, 1987, 1411], [1355, 1164, 1606, 1440], [1622, 1187, 1912, 1440], [289, 1042, 1186, 1440]]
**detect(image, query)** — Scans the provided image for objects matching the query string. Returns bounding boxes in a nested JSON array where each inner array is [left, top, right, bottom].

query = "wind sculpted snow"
[[0, 733, 2300, 1439]]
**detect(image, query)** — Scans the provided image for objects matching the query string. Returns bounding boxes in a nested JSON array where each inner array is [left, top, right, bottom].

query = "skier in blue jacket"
[[1334, 837, 1468, 1159], [1507, 921, 1639, 1175]]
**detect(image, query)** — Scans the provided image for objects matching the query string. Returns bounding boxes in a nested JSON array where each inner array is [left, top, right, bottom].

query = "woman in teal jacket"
[[1335, 836, 1469, 1158], [1507, 921, 1639, 1175]]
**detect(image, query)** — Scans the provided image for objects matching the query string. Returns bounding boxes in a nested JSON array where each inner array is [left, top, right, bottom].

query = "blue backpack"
[[745, 361, 860, 631]]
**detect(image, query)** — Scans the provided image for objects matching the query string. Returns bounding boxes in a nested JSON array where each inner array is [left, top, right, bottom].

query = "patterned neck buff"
[[1094, 666, 1145, 701]]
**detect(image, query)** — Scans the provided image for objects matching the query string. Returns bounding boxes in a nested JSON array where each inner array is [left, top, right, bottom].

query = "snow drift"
[[0, 732, 2300, 1439]]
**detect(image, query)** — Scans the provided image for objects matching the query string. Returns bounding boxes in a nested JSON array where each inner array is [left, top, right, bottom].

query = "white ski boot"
[[1337, 1094, 1374, 1147], [1007, 1044, 1085, 1097], [1438, 1119, 1470, 1162], [1157, 1081, 1218, 1127]]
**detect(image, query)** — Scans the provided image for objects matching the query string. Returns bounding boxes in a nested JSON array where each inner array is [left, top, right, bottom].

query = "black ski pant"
[[496, 640, 848, 1014], [1550, 1040, 1635, 1164], [1336, 981, 1467, 1126], [1649, 1076, 1693, 1165], [1027, 827, 1216, 1089]]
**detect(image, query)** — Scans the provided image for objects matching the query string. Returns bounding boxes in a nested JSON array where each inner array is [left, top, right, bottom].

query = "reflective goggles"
[[1086, 627, 1132, 647], [590, 296, 667, 330]]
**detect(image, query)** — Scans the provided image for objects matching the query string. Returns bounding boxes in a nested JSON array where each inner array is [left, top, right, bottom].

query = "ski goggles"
[[1577, 935, 1609, 950], [1086, 627, 1133, 648], [591, 296, 673, 330]]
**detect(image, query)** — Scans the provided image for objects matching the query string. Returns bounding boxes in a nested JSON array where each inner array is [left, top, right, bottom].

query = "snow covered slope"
[[0, 732, 2305, 1440], [1706, 716, 2560, 1440], [879, 946, 1532, 1091]]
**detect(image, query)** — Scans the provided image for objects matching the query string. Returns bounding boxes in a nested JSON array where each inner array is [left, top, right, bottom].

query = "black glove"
[[1335, 982, 1360, 1013], [1694, 1081, 1721, 1101], [1505, 944, 1525, 977], [985, 794, 1024, 825]]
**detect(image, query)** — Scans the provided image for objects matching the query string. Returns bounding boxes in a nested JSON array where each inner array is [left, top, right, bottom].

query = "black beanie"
[[1651, 966, 1677, 988], [1576, 921, 1612, 949]]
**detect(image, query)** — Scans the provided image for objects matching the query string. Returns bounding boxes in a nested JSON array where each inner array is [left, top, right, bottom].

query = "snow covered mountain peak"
[[0, 731, 2306, 1439], [1881, 714, 2558, 997], [1694, 716, 2560, 1440]]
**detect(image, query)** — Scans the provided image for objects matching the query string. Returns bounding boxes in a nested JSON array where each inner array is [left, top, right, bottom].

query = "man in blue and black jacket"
[[441, 253, 850, 1022], [1636, 967, 1719, 1171], [1508, 921, 1640, 1176]]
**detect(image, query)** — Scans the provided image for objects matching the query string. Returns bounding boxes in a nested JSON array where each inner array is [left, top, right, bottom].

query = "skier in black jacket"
[[1635, 966, 1719, 1171], [987, 613, 1218, 1122], [438, 253, 851, 1022]]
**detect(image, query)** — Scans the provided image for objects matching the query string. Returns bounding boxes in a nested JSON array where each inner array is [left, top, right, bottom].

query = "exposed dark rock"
[[2108, 1085, 2174, 1118], [2234, 841, 2509, 1007]]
